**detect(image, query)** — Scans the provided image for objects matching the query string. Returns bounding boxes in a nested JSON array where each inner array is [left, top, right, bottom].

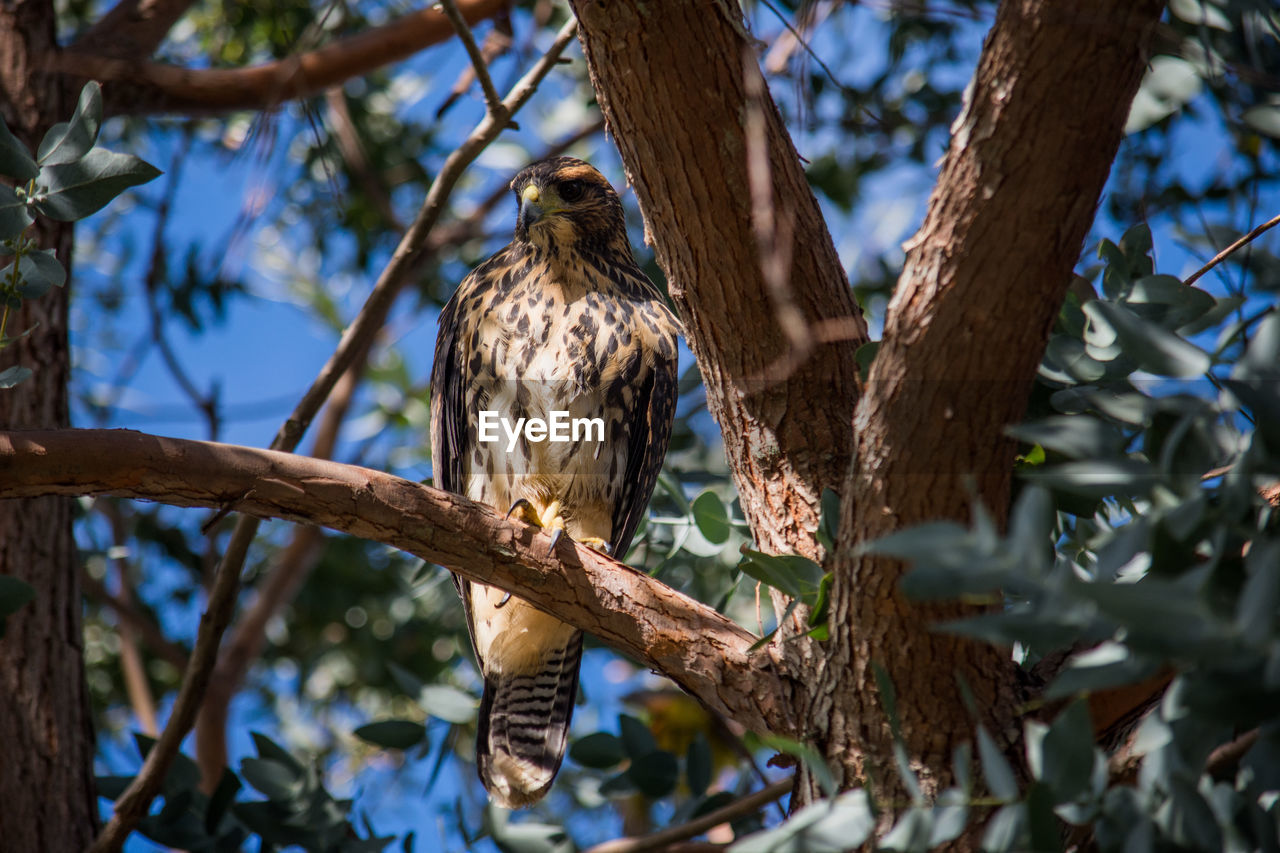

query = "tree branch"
[[570, 0, 866, 562], [0, 428, 791, 738], [51, 0, 511, 116], [818, 0, 1169, 806]]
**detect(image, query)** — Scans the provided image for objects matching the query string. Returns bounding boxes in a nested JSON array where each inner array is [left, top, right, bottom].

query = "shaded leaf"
[[418, 684, 477, 724], [36, 81, 102, 166], [354, 720, 427, 750], [691, 490, 730, 545], [0, 365, 32, 389], [34, 148, 161, 221], [0, 183, 34, 241], [0, 116, 38, 181], [729, 789, 873, 853], [569, 732, 626, 769]]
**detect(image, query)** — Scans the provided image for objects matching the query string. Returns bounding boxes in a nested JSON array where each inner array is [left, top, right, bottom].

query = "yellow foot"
[[505, 498, 570, 555], [579, 537, 612, 556]]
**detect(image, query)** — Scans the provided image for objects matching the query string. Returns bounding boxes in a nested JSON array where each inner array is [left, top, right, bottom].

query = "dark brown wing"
[[430, 276, 480, 660], [608, 306, 680, 560]]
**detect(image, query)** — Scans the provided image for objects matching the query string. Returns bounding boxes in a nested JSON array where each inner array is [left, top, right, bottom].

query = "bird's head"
[[510, 157, 628, 254]]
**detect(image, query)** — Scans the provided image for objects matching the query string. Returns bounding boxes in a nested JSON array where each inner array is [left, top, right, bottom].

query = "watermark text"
[[478, 410, 604, 452]]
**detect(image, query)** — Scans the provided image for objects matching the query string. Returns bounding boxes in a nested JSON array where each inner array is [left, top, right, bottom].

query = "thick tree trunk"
[[0, 3, 95, 848], [571, 0, 1168, 828], [569, 0, 866, 564], [814, 0, 1167, 810]]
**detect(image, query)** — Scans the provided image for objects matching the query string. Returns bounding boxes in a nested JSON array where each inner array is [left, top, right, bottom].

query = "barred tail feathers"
[[476, 630, 583, 808]]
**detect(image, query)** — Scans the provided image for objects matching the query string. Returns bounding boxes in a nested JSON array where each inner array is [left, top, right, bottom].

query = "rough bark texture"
[[0, 3, 95, 848], [569, 0, 866, 564], [811, 0, 1168, 806], [0, 428, 792, 736], [569, 0, 1169, 825]]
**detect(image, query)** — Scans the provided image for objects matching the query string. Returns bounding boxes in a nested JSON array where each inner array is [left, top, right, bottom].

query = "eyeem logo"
[[478, 410, 605, 452]]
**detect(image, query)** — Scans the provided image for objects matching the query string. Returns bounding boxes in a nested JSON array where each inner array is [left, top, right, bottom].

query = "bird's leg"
[[505, 497, 568, 555], [539, 500, 567, 554]]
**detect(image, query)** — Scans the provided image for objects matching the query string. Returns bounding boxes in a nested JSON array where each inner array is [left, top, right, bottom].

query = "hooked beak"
[[517, 183, 545, 234]]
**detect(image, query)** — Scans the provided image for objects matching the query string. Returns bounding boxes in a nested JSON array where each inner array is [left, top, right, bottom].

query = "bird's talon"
[[547, 527, 563, 554], [505, 498, 534, 521], [495, 592, 512, 608], [580, 537, 612, 555]]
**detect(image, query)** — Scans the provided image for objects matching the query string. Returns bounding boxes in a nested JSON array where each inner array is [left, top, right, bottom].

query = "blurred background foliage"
[[48, 0, 1280, 849]]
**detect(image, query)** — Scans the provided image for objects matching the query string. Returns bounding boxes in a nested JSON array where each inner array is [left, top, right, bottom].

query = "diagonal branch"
[[51, 0, 511, 116], [0, 427, 792, 738]]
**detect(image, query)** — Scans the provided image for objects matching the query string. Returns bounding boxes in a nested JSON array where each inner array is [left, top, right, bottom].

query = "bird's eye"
[[559, 180, 586, 202]]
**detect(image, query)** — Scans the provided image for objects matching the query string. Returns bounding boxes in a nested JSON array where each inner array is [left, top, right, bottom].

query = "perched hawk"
[[430, 157, 680, 808]]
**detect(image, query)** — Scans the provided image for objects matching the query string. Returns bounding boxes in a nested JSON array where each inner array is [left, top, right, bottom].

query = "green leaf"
[[1237, 538, 1280, 647], [1036, 700, 1096, 803], [977, 725, 1018, 802], [618, 714, 657, 759], [0, 183, 34, 241], [354, 719, 427, 750], [981, 803, 1027, 853], [0, 365, 32, 389], [686, 732, 712, 797], [879, 807, 932, 852], [0, 116, 38, 181], [752, 733, 836, 797], [1021, 458, 1160, 498], [728, 789, 873, 853], [855, 340, 880, 380], [487, 806, 573, 853], [34, 148, 161, 221], [568, 732, 627, 769], [417, 684, 477, 724], [691, 491, 730, 545], [36, 81, 102, 166], [626, 749, 678, 798], [1084, 301, 1210, 378], [738, 549, 825, 604], [249, 731, 305, 776], [1046, 642, 1157, 699], [240, 757, 303, 801], [0, 574, 36, 636], [1243, 104, 1280, 139], [1007, 416, 1126, 460], [3, 248, 67, 300], [817, 488, 841, 552]]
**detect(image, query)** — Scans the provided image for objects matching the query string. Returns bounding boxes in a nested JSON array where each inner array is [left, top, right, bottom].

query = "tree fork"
[[818, 0, 1169, 811]]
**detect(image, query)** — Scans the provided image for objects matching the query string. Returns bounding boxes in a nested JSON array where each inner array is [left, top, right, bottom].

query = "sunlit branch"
[[53, 0, 511, 116], [0, 427, 791, 740]]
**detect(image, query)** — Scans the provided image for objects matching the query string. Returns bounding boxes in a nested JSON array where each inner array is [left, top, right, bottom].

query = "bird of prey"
[[430, 157, 680, 808]]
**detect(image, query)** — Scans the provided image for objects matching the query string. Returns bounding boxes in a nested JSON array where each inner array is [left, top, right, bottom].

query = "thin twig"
[[87, 20, 580, 853], [582, 779, 792, 853], [105, 506, 159, 736], [1184, 211, 1280, 287], [439, 0, 506, 119], [194, 365, 359, 790], [1206, 728, 1260, 779]]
